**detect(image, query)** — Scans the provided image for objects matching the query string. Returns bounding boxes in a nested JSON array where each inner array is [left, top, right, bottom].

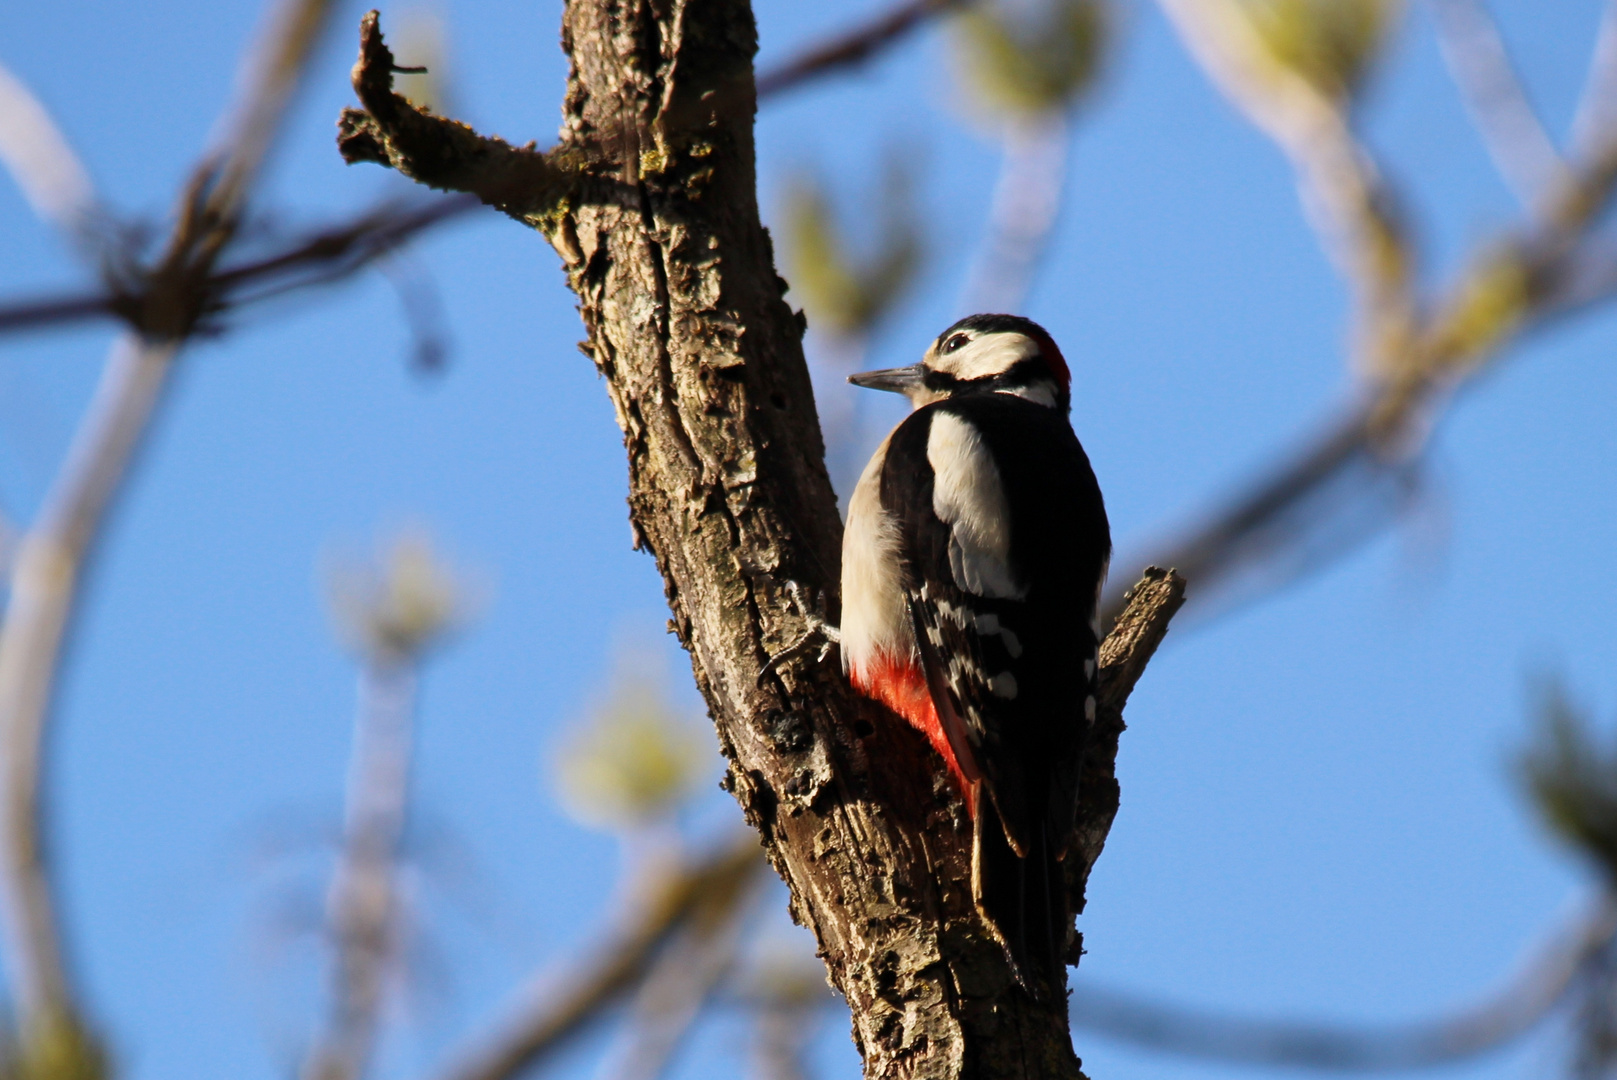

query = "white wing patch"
[[927, 412, 1025, 600], [840, 434, 913, 678]]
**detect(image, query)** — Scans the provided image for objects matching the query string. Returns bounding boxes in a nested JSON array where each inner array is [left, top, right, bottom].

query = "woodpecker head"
[[848, 314, 1071, 410]]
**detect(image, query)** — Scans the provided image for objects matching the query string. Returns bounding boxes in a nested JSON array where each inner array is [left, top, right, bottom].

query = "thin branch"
[[427, 835, 765, 1080], [1107, 1, 1617, 625], [957, 112, 1071, 315], [1101, 404, 1398, 626], [1095, 567, 1188, 711], [301, 660, 420, 1080], [1069, 567, 1188, 916], [200, 0, 337, 246], [1429, 0, 1568, 215], [598, 871, 759, 1080], [211, 196, 477, 295], [0, 195, 478, 337], [0, 291, 118, 336], [1154, 0, 1415, 373], [1573, 0, 1617, 158], [0, 333, 178, 1042], [755, 0, 971, 98], [1070, 894, 1617, 1070], [0, 61, 105, 254], [0, 0, 340, 1055]]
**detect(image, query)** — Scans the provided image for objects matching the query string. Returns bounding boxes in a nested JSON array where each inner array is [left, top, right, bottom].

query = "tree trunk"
[[549, 5, 1083, 1075], [336, 2, 1183, 1075]]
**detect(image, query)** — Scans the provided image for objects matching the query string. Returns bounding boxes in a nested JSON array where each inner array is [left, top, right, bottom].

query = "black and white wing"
[[881, 394, 1110, 980]]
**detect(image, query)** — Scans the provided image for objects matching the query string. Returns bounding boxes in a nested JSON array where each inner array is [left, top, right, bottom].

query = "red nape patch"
[[1030, 328, 1070, 392], [851, 652, 979, 815]]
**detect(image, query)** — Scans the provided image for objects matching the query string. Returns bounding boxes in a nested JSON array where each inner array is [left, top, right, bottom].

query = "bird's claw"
[[758, 580, 841, 685]]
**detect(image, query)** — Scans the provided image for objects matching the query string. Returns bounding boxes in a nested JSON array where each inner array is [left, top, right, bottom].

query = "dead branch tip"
[[1096, 566, 1186, 713], [352, 10, 399, 122]]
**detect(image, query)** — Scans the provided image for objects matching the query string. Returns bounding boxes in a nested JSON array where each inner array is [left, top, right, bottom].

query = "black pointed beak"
[[848, 364, 926, 394]]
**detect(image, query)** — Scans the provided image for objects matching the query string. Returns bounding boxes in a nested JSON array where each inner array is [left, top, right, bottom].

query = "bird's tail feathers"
[[971, 796, 1069, 995]]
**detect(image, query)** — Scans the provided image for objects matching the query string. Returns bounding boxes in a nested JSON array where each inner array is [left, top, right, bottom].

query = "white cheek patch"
[[933, 333, 1039, 382], [840, 436, 913, 676], [927, 413, 1025, 600]]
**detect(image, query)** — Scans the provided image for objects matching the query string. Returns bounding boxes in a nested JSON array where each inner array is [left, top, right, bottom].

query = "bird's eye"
[[943, 333, 970, 353]]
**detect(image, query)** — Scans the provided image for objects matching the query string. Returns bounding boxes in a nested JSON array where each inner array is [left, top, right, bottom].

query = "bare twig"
[[1109, 1, 1617, 625], [1094, 567, 1189, 711], [210, 196, 477, 297], [338, 12, 578, 222], [756, 0, 972, 98], [0, 61, 104, 253], [1068, 568, 1189, 917], [427, 835, 765, 1080], [0, 292, 121, 336], [302, 661, 420, 1080], [1071, 893, 1617, 1069], [598, 869, 760, 1080], [1154, 0, 1415, 373], [957, 112, 1070, 315], [733, 951, 833, 1080], [202, 0, 337, 237], [1573, 0, 1617, 158], [0, 195, 477, 337], [1102, 403, 1412, 626], [0, 333, 178, 1050], [1430, 0, 1568, 214], [0, 0, 340, 1057]]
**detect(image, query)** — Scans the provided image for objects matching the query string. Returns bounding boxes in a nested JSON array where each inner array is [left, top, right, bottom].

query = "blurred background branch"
[[1068, 680, 1617, 1074], [1155, 0, 1414, 372], [427, 835, 765, 1080], [0, 61, 109, 260], [1429, 0, 1568, 214], [1071, 894, 1617, 1070], [951, 0, 1106, 314], [0, 0, 1614, 1078], [1106, 0, 1617, 625], [591, 859, 759, 1080], [0, 195, 478, 338], [0, 0, 341, 1072], [301, 532, 471, 1080], [757, 0, 974, 97], [781, 152, 924, 496]]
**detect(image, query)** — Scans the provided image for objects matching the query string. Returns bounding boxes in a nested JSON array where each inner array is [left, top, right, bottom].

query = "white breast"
[[840, 434, 913, 678], [927, 412, 1025, 600]]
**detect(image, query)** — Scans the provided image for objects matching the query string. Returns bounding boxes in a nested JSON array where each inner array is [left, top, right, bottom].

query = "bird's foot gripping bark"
[[758, 580, 841, 684]]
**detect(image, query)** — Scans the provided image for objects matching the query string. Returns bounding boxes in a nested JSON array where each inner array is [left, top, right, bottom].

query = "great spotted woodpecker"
[[840, 313, 1110, 987]]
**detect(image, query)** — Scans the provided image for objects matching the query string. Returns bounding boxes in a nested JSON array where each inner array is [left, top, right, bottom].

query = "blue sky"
[[1, 2, 1615, 1079]]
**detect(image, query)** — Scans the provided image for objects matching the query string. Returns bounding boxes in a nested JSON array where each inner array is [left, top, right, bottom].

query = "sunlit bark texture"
[[338, 3, 1182, 1076]]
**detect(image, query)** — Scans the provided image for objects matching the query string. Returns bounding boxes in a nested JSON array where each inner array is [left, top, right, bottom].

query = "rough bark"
[[337, 5, 1184, 1077]]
